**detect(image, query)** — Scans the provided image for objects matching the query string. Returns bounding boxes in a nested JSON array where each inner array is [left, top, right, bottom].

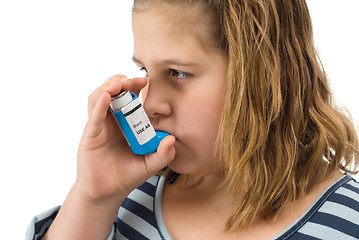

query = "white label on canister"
[[121, 98, 156, 145]]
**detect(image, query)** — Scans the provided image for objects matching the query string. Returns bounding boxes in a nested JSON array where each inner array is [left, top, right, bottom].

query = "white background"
[[0, 1, 358, 239]]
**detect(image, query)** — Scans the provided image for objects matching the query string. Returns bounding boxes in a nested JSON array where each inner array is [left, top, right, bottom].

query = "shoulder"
[[280, 174, 359, 240], [315, 175, 359, 227]]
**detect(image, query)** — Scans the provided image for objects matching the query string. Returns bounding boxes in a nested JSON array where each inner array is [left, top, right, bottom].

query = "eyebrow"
[[132, 56, 199, 67]]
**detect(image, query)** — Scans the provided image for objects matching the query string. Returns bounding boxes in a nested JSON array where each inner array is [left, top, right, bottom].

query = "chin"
[[167, 158, 215, 177], [167, 162, 190, 175], [167, 156, 197, 175]]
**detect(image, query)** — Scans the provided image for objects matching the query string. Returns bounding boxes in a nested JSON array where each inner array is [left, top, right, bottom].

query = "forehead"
[[132, 4, 209, 63], [132, 2, 216, 52]]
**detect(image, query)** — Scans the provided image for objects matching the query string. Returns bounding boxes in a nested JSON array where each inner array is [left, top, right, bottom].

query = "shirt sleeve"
[[25, 206, 116, 240], [25, 206, 60, 240]]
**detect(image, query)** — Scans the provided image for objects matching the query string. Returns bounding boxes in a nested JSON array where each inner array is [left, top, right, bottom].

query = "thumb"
[[145, 135, 176, 176]]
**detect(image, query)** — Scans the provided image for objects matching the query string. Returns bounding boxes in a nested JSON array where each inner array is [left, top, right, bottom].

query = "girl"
[[27, 0, 359, 239]]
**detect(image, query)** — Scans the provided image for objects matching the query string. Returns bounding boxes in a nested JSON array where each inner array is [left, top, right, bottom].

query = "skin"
[[43, 3, 344, 240], [43, 75, 176, 240], [132, 4, 344, 240], [132, 7, 228, 177]]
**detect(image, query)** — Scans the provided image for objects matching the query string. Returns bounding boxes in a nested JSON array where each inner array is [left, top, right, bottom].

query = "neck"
[[167, 171, 229, 198]]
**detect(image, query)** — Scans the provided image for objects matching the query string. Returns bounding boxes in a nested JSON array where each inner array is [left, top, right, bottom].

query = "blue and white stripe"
[[26, 174, 359, 240], [276, 174, 359, 239], [113, 175, 164, 240]]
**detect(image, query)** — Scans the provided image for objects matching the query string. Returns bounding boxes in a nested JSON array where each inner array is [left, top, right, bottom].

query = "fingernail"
[[167, 137, 176, 150]]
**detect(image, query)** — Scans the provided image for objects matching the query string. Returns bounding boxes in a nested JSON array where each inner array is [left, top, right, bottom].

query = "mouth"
[[155, 128, 171, 135]]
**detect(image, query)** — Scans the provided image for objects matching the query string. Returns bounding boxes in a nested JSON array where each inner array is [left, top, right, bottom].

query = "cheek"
[[178, 95, 223, 142]]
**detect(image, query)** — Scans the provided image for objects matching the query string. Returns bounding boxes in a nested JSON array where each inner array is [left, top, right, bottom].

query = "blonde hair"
[[133, 0, 359, 229]]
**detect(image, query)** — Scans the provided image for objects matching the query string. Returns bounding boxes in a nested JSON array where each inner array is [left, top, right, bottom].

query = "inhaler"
[[110, 91, 169, 155]]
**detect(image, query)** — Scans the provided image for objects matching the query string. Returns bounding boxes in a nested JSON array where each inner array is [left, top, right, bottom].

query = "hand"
[[75, 75, 176, 203]]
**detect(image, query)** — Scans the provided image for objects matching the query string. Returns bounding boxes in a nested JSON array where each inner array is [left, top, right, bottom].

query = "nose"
[[143, 79, 172, 122]]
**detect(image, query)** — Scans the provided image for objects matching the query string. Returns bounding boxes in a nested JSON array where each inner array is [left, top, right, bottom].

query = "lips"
[[155, 128, 171, 135]]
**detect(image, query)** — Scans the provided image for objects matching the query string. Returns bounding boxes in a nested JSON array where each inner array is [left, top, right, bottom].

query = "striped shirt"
[[26, 174, 359, 239]]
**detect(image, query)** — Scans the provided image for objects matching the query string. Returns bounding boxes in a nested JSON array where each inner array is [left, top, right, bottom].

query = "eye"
[[169, 69, 191, 82], [138, 67, 148, 77]]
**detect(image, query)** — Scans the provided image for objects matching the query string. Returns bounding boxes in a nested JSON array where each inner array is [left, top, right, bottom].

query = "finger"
[[123, 77, 148, 97], [103, 75, 129, 97], [139, 78, 149, 103], [103, 76, 147, 97], [88, 75, 147, 118], [84, 91, 112, 138], [103, 74, 128, 87], [144, 136, 176, 176], [88, 75, 127, 117]]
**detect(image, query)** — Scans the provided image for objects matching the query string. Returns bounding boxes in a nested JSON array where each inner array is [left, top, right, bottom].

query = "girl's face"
[[132, 5, 228, 176]]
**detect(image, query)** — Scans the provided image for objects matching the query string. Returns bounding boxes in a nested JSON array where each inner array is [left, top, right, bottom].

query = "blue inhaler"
[[110, 91, 169, 155]]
